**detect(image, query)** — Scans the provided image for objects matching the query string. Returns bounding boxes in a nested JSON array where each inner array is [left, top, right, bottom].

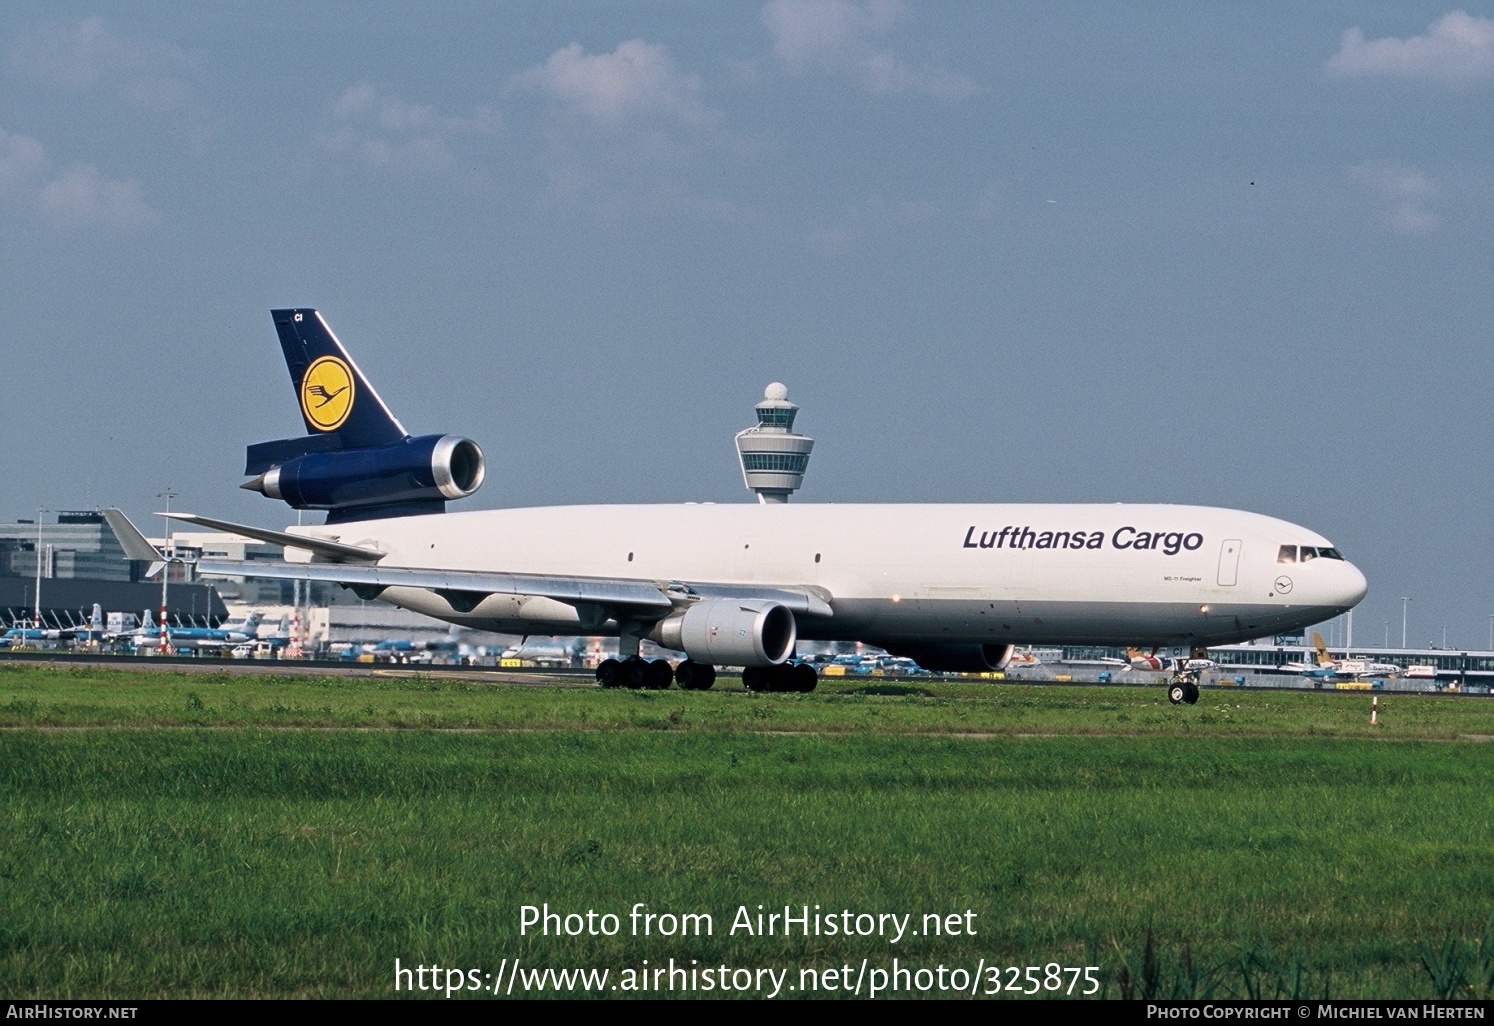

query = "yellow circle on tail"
[[300, 356, 354, 431]]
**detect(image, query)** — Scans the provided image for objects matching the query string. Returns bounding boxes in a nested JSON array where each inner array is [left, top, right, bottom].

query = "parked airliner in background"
[[107, 308, 1367, 703], [131, 611, 264, 651], [1125, 647, 1216, 675], [1, 604, 105, 645], [1288, 632, 1401, 682]]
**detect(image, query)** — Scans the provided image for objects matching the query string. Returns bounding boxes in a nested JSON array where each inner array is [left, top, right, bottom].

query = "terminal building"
[[0, 510, 225, 625], [0, 510, 139, 582], [1054, 638, 1494, 685]]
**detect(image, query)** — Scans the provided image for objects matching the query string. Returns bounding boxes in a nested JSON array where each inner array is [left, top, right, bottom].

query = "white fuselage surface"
[[293, 502, 1367, 649]]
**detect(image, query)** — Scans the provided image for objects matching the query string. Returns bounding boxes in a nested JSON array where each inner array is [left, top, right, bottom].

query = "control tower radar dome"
[[734, 383, 814, 503]]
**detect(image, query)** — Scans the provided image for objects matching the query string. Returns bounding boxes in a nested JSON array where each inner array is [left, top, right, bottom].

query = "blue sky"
[[2, 2, 1491, 648]]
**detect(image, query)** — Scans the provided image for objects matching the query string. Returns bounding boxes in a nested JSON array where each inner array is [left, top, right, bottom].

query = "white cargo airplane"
[[110, 309, 1368, 704]]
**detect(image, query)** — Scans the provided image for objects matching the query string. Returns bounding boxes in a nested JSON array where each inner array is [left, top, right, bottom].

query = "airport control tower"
[[735, 383, 814, 503]]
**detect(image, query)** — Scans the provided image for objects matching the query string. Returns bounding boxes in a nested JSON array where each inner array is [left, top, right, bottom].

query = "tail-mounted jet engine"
[[242, 433, 485, 523], [651, 597, 797, 667], [243, 308, 488, 523], [882, 642, 1014, 674]]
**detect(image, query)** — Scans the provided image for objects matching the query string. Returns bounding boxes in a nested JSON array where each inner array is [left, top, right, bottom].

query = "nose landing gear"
[[1166, 646, 1209, 704], [1167, 678, 1200, 705]]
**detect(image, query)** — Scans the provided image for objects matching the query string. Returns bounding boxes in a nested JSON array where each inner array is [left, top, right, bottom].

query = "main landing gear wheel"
[[743, 663, 818, 693], [619, 656, 650, 689], [674, 661, 717, 691], [646, 658, 674, 690], [596, 658, 621, 688]]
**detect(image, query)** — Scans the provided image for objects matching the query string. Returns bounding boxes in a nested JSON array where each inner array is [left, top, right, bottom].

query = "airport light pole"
[[33, 507, 49, 627], [1401, 597, 1410, 649], [158, 489, 177, 652]]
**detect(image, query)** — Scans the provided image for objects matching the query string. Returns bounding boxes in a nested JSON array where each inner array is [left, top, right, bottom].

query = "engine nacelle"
[[245, 433, 485, 522], [652, 598, 797, 667], [882, 642, 1014, 674]]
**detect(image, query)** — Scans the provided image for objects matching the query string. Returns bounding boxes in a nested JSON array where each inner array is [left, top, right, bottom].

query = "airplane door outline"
[[1217, 539, 1242, 587]]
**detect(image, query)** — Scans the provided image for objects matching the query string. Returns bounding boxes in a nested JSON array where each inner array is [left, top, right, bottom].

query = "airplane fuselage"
[[294, 501, 1367, 649]]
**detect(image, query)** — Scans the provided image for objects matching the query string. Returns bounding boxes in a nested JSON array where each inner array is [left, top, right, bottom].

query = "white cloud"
[[0, 128, 47, 191], [317, 83, 497, 172], [511, 40, 731, 218], [804, 194, 940, 251], [762, 0, 977, 98], [1326, 11, 1494, 86], [1350, 161, 1440, 235], [37, 163, 155, 225], [6, 16, 202, 111], [515, 39, 713, 126], [0, 126, 157, 227]]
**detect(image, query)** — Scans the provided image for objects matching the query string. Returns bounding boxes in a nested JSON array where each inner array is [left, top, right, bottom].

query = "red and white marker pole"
[[1371, 695, 1379, 726]]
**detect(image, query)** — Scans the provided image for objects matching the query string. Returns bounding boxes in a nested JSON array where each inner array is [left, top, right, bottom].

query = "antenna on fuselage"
[[734, 383, 814, 503]]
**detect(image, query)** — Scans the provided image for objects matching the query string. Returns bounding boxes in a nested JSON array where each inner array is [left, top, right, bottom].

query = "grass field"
[[2, 663, 1492, 999]]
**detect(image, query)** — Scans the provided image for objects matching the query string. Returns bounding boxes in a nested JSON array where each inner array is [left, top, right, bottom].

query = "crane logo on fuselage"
[[300, 356, 354, 431], [962, 525, 1205, 555]]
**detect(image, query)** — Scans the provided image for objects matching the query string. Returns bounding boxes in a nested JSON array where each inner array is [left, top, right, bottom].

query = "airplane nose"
[[1338, 561, 1369, 609]]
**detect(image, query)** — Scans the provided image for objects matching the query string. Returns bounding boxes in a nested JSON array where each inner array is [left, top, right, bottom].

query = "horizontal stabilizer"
[[244, 433, 348, 476], [164, 513, 385, 563]]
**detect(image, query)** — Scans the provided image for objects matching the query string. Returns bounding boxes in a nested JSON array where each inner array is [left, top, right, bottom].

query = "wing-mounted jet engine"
[[240, 309, 485, 524]]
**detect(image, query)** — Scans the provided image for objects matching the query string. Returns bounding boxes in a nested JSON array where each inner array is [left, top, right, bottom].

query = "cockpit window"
[[1299, 547, 1318, 562], [1318, 547, 1344, 560], [1277, 545, 1297, 564]]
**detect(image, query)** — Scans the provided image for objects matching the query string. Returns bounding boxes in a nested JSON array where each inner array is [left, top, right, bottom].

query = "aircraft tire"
[[1183, 681, 1200, 705], [1167, 683, 1186, 705], [792, 663, 817, 693], [767, 664, 798, 693], [646, 658, 674, 689], [596, 658, 621, 688], [675, 661, 716, 690], [620, 657, 650, 689], [742, 666, 766, 692]]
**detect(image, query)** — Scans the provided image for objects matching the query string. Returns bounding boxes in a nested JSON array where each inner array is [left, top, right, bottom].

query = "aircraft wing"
[[194, 558, 834, 618], [165, 513, 385, 562], [101, 508, 168, 578]]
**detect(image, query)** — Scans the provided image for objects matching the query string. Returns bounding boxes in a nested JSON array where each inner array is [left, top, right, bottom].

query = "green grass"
[[2, 662, 1492, 738], [1, 664, 1492, 999]]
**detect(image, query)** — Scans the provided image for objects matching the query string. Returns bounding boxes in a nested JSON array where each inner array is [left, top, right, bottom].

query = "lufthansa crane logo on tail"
[[300, 356, 354, 431]]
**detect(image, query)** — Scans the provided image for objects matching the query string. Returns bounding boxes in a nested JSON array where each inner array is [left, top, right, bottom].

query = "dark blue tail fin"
[[272, 308, 407, 448]]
